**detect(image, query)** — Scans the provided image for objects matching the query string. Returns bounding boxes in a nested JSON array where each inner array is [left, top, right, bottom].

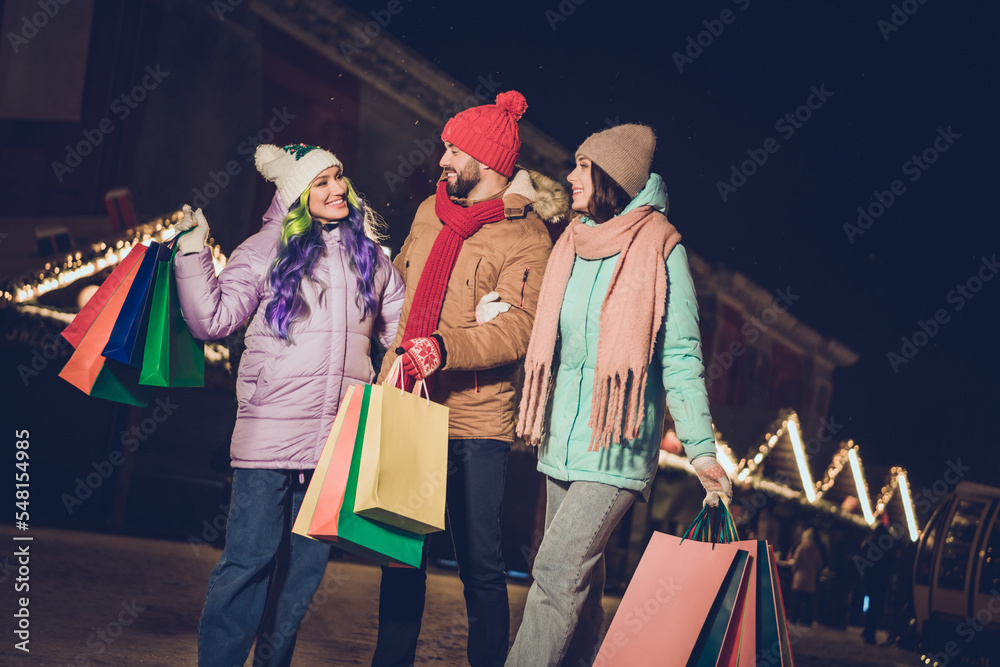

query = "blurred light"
[[897, 471, 920, 541], [848, 447, 875, 524], [77, 284, 99, 309], [716, 442, 738, 477], [788, 419, 816, 502]]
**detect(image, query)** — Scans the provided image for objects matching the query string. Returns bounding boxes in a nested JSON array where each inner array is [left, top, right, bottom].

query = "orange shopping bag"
[[59, 246, 147, 394], [61, 243, 147, 348]]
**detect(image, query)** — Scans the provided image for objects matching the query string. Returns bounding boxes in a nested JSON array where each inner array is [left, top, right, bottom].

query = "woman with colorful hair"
[[507, 125, 733, 665], [172, 143, 405, 666]]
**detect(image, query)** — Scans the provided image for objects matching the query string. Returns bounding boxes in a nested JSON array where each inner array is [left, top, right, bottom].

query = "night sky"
[[340, 0, 1000, 488]]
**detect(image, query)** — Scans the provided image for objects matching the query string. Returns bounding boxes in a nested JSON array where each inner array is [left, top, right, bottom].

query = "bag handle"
[[384, 356, 432, 406], [680, 497, 739, 548]]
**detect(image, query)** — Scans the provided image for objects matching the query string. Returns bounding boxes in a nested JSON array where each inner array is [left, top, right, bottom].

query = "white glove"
[[475, 291, 511, 325], [176, 205, 210, 255], [693, 456, 733, 507]]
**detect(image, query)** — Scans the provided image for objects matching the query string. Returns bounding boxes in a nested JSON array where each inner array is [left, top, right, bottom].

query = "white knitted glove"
[[475, 292, 511, 325], [693, 456, 733, 507], [176, 205, 210, 255]]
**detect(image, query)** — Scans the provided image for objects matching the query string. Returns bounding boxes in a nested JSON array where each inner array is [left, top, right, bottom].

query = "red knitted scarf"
[[403, 180, 506, 341]]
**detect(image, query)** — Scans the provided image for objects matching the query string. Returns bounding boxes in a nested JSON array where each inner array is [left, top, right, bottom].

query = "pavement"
[[0, 525, 921, 666]]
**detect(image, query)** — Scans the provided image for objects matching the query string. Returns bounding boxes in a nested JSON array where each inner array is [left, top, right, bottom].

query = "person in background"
[[173, 143, 405, 666], [782, 527, 824, 626], [507, 124, 732, 666], [860, 523, 897, 645]]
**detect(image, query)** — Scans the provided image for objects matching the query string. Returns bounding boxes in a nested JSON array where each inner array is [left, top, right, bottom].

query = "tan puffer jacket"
[[378, 169, 566, 442]]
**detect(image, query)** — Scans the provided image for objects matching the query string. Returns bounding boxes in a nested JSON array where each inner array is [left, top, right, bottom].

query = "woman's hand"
[[176, 205, 210, 255], [693, 455, 733, 507]]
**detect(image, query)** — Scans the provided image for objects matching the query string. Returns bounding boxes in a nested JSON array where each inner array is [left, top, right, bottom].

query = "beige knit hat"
[[255, 143, 343, 208], [576, 124, 656, 198]]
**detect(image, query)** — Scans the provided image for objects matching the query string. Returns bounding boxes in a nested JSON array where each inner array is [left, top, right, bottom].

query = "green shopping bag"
[[90, 358, 156, 407], [140, 238, 204, 387], [317, 384, 425, 568]]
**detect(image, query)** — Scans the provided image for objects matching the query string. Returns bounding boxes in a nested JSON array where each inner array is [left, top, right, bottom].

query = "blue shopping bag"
[[103, 241, 164, 366]]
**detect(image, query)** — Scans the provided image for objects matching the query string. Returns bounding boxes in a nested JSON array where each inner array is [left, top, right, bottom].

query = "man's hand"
[[475, 291, 511, 325], [176, 205, 210, 255], [693, 456, 733, 507], [397, 337, 442, 380]]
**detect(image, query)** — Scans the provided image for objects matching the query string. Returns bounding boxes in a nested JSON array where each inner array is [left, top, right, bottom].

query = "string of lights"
[[1, 211, 228, 304]]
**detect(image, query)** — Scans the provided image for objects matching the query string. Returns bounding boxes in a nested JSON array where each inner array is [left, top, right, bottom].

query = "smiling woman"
[[508, 124, 730, 666], [307, 166, 351, 223], [168, 142, 405, 666]]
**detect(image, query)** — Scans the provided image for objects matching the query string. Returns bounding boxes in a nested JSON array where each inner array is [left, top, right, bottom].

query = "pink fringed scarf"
[[517, 206, 680, 450]]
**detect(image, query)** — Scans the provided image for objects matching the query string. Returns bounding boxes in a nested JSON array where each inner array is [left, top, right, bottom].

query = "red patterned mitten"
[[399, 337, 442, 380]]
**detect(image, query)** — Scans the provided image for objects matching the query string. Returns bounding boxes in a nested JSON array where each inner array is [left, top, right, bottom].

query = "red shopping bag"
[[61, 244, 147, 348], [59, 246, 147, 394]]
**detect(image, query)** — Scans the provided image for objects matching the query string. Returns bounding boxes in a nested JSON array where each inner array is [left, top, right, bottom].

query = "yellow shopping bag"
[[353, 359, 449, 534]]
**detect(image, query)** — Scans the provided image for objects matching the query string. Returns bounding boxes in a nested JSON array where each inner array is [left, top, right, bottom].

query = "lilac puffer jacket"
[[174, 191, 405, 469]]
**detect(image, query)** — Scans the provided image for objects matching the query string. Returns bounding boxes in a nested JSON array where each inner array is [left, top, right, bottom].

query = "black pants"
[[789, 589, 814, 625], [372, 438, 511, 667]]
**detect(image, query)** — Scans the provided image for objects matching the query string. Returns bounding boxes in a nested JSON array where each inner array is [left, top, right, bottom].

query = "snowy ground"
[[0, 525, 919, 666]]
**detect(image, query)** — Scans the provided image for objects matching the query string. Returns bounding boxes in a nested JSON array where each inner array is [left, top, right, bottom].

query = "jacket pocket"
[[464, 257, 482, 323], [248, 357, 278, 407]]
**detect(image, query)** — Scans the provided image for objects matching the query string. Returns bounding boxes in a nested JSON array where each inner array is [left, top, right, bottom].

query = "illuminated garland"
[[814, 441, 854, 499], [873, 467, 919, 540], [814, 439, 876, 524], [1, 212, 228, 304], [712, 425, 739, 477], [737, 424, 786, 482], [677, 413, 918, 534], [13, 303, 230, 369]]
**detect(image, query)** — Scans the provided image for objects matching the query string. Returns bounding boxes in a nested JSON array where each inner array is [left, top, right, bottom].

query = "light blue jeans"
[[506, 478, 638, 667]]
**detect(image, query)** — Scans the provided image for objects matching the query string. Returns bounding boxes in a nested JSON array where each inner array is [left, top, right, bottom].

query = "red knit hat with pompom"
[[441, 91, 527, 177]]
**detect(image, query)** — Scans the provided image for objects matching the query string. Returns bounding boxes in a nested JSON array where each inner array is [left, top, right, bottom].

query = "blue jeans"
[[506, 478, 638, 667], [372, 438, 511, 667], [198, 468, 332, 667]]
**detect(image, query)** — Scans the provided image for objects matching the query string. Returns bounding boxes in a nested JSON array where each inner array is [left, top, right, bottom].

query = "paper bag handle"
[[680, 497, 739, 547], [385, 356, 432, 406]]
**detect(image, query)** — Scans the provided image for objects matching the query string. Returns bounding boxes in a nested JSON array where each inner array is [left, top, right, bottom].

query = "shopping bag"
[[103, 240, 164, 366], [353, 359, 449, 534], [89, 358, 156, 407], [310, 384, 425, 568], [594, 504, 753, 667], [59, 246, 147, 394], [685, 505, 752, 667], [294, 386, 364, 539], [676, 501, 796, 667], [140, 238, 205, 387], [62, 243, 147, 348], [749, 542, 794, 667], [670, 495, 796, 667]]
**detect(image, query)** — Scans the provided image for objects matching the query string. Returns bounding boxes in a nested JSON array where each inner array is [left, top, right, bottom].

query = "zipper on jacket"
[[519, 268, 530, 307], [474, 370, 479, 393]]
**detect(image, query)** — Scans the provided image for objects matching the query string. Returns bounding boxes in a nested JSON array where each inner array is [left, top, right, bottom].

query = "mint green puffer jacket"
[[536, 174, 715, 498]]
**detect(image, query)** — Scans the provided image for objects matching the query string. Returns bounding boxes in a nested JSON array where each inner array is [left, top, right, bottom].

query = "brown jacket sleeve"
[[435, 229, 552, 370]]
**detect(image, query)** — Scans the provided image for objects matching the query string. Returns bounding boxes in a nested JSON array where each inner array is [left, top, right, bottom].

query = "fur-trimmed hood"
[[501, 168, 570, 225]]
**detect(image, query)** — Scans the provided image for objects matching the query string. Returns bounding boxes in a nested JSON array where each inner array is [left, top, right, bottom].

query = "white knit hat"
[[254, 143, 343, 208]]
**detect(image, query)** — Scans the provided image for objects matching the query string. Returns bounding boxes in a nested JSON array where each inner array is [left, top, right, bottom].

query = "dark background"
[[333, 0, 1000, 487], [2, 0, 997, 514]]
